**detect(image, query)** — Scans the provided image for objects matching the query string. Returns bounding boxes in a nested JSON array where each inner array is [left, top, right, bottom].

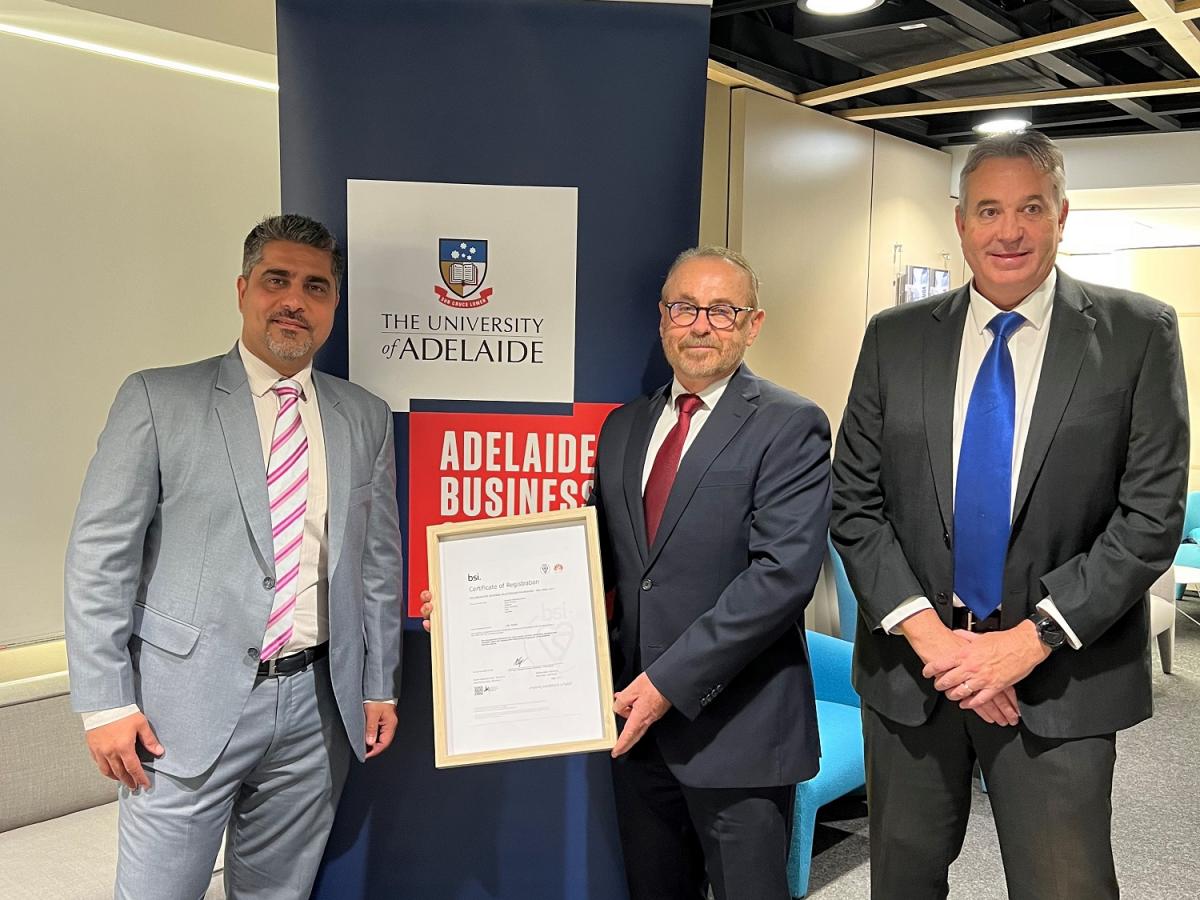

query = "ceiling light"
[[972, 115, 1031, 136], [799, 0, 885, 16], [0, 22, 278, 91], [899, 23, 929, 30]]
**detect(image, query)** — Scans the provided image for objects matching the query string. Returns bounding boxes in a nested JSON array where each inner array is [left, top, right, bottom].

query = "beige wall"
[[699, 82, 731, 248], [868, 133, 967, 318], [712, 88, 961, 436], [1061, 248, 1200, 492], [0, 24, 280, 645], [726, 89, 874, 435]]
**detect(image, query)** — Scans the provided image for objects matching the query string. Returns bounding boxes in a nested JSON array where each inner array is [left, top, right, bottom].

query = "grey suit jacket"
[[832, 270, 1189, 739], [594, 365, 831, 788], [65, 346, 404, 777]]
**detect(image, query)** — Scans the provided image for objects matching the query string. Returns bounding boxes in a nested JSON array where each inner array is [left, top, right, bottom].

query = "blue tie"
[[954, 311, 1025, 619]]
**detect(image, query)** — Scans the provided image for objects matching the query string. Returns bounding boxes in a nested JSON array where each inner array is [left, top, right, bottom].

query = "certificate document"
[[428, 507, 616, 767]]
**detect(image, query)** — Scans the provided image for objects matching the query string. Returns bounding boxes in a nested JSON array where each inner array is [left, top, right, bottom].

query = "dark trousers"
[[611, 736, 794, 900], [863, 699, 1118, 900]]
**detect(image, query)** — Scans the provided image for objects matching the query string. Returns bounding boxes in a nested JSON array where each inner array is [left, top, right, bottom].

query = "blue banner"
[[276, 1, 710, 896]]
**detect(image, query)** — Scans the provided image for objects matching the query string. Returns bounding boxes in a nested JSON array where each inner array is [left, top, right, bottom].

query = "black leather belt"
[[257, 642, 328, 677], [951, 608, 1003, 633]]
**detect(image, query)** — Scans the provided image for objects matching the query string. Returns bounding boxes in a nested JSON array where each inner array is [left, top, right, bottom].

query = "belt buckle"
[[266, 656, 278, 677], [966, 610, 976, 632]]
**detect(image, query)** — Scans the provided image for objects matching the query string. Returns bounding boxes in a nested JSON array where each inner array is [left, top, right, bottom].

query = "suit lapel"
[[315, 372, 351, 577], [214, 347, 273, 567], [923, 288, 970, 537], [1012, 273, 1094, 525], [623, 389, 666, 565], [646, 366, 758, 568]]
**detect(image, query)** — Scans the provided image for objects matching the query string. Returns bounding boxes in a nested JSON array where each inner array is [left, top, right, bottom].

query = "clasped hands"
[[903, 609, 1050, 727]]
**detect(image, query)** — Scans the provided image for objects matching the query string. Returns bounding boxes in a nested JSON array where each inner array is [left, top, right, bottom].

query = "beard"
[[265, 318, 314, 361], [662, 336, 743, 383]]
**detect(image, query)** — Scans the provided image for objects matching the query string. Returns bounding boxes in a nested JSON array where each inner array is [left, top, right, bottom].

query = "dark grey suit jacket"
[[594, 364, 831, 788], [832, 270, 1189, 739]]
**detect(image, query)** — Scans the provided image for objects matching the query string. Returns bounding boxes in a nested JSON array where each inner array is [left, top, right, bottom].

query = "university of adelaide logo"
[[435, 238, 492, 309]]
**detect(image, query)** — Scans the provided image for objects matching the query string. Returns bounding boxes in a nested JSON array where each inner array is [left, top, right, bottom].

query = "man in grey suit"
[[65, 214, 404, 899], [832, 131, 1188, 899], [595, 248, 830, 900]]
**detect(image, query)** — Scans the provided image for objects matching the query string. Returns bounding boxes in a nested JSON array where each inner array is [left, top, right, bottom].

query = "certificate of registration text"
[[437, 519, 607, 758]]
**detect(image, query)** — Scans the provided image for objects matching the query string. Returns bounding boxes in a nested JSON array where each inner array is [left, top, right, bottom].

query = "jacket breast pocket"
[[697, 468, 751, 489], [1062, 389, 1127, 423], [131, 604, 201, 657]]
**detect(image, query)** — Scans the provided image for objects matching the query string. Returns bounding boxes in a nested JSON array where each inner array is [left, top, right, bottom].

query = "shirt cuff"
[[1036, 598, 1082, 650], [364, 699, 397, 705], [880, 596, 934, 635], [82, 704, 141, 731]]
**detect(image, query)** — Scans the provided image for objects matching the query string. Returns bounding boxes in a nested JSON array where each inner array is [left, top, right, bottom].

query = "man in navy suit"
[[425, 247, 830, 899], [594, 247, 831, 900]]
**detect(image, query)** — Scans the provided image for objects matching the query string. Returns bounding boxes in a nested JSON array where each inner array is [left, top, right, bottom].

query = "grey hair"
[[241, 214, 344, 286], [662, 245, 761, 309], [955, 130, 1070, 210], [958, 130, 1066, 209]]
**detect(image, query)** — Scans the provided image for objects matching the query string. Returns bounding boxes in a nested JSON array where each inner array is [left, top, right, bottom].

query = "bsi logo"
[[467, 573, 481, 582]]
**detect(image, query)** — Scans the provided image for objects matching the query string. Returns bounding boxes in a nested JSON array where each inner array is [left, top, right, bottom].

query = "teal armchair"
[[1175, 491, 1200, 599], [786, 630, 864, 898]]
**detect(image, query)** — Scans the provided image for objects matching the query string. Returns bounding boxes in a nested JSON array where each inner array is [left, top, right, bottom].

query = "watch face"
[[1038, 618, 1065, 648]]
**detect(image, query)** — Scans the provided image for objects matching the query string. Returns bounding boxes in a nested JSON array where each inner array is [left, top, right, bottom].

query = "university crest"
[[435, 238, 492, 308]]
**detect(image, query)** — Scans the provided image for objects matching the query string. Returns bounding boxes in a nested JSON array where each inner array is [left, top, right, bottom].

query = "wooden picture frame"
[[427, 506, 616, 768]]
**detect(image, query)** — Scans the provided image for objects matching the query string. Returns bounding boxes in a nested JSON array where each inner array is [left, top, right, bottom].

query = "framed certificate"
[[427, 507, 617, 768]]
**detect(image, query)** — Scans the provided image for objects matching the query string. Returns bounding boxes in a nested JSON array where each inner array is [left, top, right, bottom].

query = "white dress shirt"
[[882, 269, 1082, 649], [84, 344, 338, 730], [641, 373, 733, 491]]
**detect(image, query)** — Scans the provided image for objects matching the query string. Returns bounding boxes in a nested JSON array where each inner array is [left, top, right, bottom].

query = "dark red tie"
[[643, 393, 702, 546]]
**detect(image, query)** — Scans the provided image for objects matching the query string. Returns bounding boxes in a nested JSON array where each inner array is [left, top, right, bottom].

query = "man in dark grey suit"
[[65, 215, 404, 898], [832, 131, 1188, 899], [596, 247, 831, 900]]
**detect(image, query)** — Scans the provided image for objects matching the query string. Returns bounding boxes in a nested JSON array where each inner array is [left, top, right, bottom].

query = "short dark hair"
[[241, 214, 344, 286], [958, 130, 1066, 209]]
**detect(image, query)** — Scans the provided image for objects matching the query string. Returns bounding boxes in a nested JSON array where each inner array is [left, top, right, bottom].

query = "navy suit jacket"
[[593, 364, 831, 788]]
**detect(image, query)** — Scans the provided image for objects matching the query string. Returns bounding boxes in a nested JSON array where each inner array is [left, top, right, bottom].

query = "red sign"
[[407, 402, 617, 615]]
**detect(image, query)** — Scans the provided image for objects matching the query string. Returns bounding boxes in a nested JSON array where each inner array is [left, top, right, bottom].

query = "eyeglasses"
[[661, 301, 755, 331]]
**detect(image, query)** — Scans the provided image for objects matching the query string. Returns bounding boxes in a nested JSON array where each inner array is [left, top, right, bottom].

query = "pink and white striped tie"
[[262, 379, 308, 660]]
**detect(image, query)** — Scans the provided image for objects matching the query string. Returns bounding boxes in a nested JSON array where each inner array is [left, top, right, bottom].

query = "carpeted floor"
[[805, 595, 1200, 899]]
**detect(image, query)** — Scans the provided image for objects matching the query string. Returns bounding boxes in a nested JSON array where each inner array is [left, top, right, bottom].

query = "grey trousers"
[[863, 699, 1118, 900], [115, 658, 352, 900]]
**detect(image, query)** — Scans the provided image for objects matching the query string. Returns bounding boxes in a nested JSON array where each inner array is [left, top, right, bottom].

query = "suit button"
[[641, 578, 653, 591], [247, 648, 259, 660], [263, 576, 275, 590], [935, 591, 949, 605], [943, 531, 951, 549]]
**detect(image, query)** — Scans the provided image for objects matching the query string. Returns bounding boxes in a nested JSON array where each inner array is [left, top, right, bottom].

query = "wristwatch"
[[1028, 613, 1066, 651]]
